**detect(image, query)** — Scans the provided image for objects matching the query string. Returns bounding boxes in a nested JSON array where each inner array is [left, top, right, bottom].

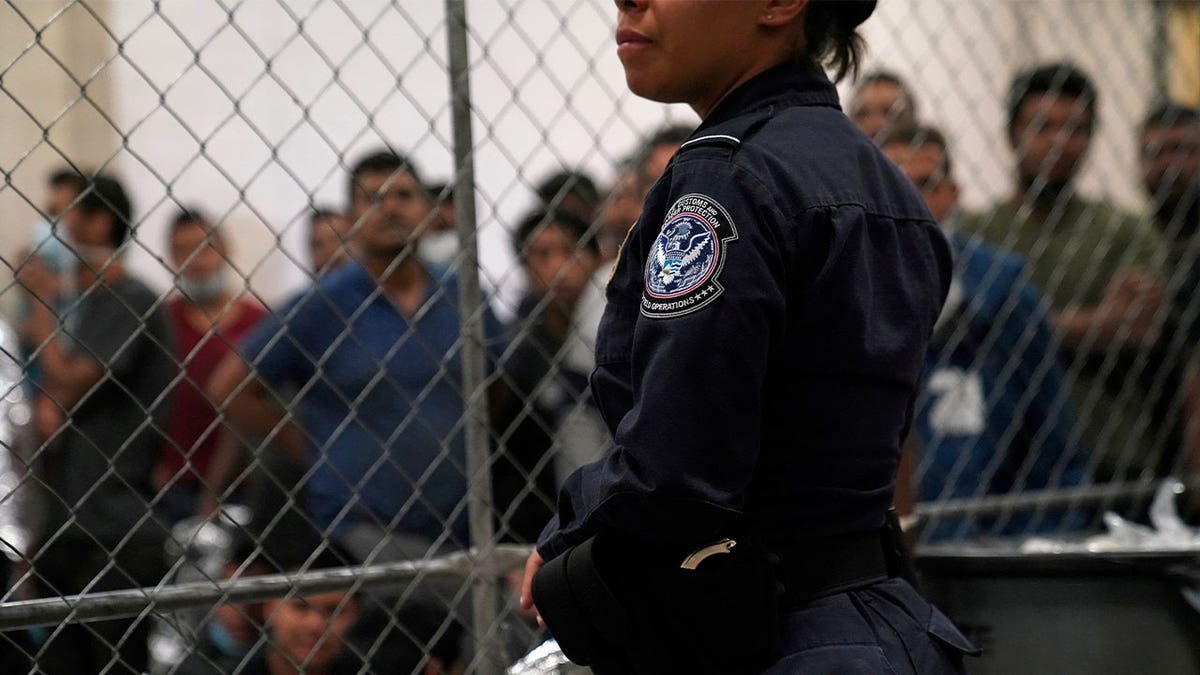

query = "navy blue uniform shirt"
[[538, 61, 952, 562]]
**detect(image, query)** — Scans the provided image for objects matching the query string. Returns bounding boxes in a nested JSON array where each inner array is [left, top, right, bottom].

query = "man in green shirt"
[[1140, 102, 1200, 476], [969, 63, 1167, 482]]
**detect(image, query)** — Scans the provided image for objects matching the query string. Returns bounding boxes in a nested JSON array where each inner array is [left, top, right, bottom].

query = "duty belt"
[[767, 528, 892, 608]]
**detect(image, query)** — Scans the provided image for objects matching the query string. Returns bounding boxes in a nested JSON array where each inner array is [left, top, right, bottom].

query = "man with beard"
[[969, 63, 1167, 482], [1140, 103, 1200, 473], [210, 150, 501, 564]]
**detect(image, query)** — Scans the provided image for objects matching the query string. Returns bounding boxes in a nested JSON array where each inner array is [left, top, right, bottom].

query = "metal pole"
[[444, 2, 501, 674], [0, 546, 532, 632], [912, 478, 1199, 519], [1151, 0, 1170, 103]]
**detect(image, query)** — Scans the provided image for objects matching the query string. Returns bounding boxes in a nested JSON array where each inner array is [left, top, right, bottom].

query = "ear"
[[759, 0, 807, 28]]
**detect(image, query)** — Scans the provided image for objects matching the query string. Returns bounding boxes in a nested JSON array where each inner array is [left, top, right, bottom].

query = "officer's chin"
[[622, 72, 676, 105]]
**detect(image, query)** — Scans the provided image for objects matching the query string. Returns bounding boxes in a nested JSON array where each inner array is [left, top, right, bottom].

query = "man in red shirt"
[[156, 208, 266, 521]]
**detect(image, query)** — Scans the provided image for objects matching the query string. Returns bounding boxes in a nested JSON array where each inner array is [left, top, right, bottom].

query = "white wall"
[[0, 0, 119, 316], [4, 0, 1158, 314], [106, 0, 691, 312], [857, 0, 1155, 213]]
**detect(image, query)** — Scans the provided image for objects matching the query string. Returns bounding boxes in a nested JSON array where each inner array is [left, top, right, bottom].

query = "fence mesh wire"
[[0, 0, 1197, 673]]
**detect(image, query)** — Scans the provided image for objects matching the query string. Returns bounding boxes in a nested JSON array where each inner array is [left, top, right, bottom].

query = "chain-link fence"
[[0, 0, 1197, 673]]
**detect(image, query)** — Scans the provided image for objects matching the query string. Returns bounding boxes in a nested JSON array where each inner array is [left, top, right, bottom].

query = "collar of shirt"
[[691, 59, 840, 138], [339, 258, 444, 316]]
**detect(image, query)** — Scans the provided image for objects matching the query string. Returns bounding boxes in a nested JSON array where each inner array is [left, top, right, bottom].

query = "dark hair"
[[166, 206, 220, 253], [535, 170, 600, 213], [363, 600, 464, 673], [226, 527, 264, 569], [347, 149, 425, 202], [645, 124, 693, 151], [631, 124, 694, 185], [169, 206, 210, 230], [397, 601, 463, 668], [1141, 102, 1200, 133], [855, 70, 918, 117], [77, 175, 133, 249], [427, 182, 454, 202], [801, 0, 876, 82], [877, 125, 953, 176], [513, 208, 598, 257], [48, 168, 87, 195], [309, 205, 342, 225], [1006, 63, 1098, 137], [257, 542, 355, 577]]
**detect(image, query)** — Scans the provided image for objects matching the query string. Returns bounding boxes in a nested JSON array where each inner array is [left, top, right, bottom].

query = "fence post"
[[444, 1, 502, 673], [1151, 1, 1170, 103]]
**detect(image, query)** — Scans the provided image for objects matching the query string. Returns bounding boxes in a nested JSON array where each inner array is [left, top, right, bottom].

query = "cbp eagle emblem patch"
[[642, 193, 738, 318]]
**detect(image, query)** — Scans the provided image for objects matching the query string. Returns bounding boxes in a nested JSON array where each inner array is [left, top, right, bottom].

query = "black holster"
[[532, 531, 780, 675]]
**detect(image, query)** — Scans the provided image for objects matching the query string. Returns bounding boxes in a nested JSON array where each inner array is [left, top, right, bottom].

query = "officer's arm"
[[539, 161, 788, 560]]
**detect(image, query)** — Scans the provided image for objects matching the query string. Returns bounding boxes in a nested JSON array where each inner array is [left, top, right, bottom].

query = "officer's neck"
[[690, 55, 791, 120]]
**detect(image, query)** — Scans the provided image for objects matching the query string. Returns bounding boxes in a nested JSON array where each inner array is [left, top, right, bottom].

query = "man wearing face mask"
[[18, 169, 87, 444], [156, 208, 266, 522], [420, 182, 460, 268], [25, 169, 87, 279], [17, 174, 176, 675], [210, 150, 504, 564]]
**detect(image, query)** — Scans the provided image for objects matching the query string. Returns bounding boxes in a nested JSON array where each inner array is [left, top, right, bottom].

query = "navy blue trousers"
[[763, 579, 976, 674]]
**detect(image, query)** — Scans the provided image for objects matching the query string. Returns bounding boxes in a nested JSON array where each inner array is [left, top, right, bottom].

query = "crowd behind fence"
[[0, 0, 1198, 673]]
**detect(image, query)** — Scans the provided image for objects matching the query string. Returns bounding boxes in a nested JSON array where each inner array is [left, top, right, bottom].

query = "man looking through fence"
[[595, 125, 691, 262], [1139, 103, 1200, 475], [210, 150, 501, 565], [16, 174, 175, 675], [309, 207, 352, 276], [535, 170, 601, 222], [882, 126, 1088, 539], [17, 169, 86, 446], [490, 208, 602, 544], [156, 208, 267, 522], [556, 126, 693, 485], [420, 183, 459, 268], [968, 63, 1168, 483], [849, 70, 918, 141]]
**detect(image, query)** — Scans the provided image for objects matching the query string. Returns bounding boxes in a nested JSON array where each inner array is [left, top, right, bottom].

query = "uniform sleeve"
[[538, 160, 789, 560]]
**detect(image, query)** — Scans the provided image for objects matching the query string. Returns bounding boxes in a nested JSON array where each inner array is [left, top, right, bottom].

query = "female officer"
[[521, 1, 977, 672]]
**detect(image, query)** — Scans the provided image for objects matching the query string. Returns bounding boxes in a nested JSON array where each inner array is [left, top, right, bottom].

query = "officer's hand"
[[519, 548, 545, 624]]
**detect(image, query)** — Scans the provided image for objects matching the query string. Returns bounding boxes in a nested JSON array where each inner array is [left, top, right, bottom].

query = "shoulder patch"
[[641, 193, 738, 319]]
